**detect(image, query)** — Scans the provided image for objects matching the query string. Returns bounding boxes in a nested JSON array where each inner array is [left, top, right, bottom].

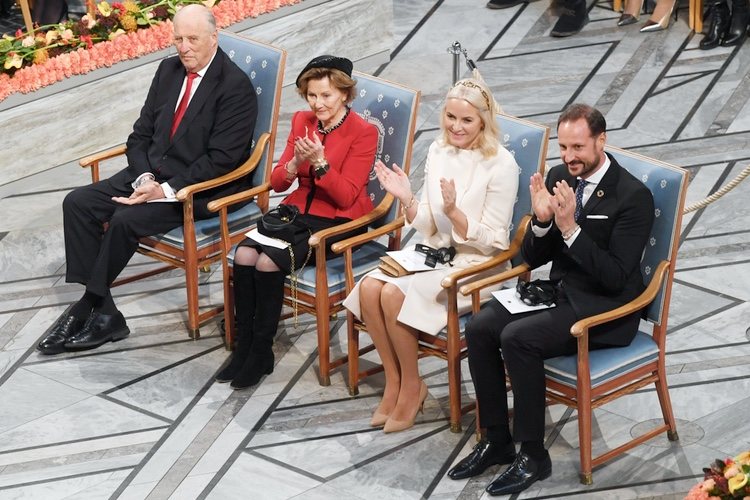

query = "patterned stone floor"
[[1, 0, 750, 499]]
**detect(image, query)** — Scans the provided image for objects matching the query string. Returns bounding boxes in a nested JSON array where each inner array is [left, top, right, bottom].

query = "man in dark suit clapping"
[[38, 4, 258, 354], [447, 103, 655, 495]]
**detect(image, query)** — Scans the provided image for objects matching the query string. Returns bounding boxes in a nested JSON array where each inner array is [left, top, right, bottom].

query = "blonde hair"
[[441, 76, 500, 159]]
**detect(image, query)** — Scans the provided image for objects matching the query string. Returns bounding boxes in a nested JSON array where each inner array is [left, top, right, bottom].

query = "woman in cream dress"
[[343, 77, 519, 433]]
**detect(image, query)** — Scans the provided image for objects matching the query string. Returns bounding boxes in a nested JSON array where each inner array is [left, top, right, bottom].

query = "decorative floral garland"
[[0, 0, 299, 102], [685, 451, 750, 499]]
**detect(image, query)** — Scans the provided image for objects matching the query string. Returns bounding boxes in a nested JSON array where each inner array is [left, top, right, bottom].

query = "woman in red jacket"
[[216, 55, 378, 390]]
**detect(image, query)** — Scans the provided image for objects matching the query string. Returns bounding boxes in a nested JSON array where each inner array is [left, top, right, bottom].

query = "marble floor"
[[2, 0, 750, 499]]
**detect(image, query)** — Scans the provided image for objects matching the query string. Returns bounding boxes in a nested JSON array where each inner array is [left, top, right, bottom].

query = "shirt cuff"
[[531, 223, 552, 238], [160, 182, 176, 199], [563, 226, 581, 246], [131, 172, 155, 190]]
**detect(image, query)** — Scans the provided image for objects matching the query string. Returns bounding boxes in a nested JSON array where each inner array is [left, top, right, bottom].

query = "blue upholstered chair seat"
[[151, 202, 262, 250], [436, 313, 471, 339], [544, 331, 659, 389], [290, 241, 389, 295]]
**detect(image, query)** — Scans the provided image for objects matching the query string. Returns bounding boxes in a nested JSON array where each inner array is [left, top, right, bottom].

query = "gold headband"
[[452, 80, 492, 112]]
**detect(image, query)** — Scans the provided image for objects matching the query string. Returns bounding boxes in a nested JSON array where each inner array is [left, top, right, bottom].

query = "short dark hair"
[[557, 103, 606, 137]]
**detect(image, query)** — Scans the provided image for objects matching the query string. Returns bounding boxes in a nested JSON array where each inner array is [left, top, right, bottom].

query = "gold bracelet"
[[403, 195, 416, 210], [562, 225, 580, 240]]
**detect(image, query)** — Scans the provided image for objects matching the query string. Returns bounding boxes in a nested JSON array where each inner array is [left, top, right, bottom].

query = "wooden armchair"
[[79, 33, 286, 338], [338, 113, 550, 432], [462, 146, 689, 483], [213, 73, 420, 382]]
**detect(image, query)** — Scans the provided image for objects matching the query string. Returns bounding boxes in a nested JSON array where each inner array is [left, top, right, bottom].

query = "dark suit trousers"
[[465, 291, 580, 443], [63, 179, 184, 297]]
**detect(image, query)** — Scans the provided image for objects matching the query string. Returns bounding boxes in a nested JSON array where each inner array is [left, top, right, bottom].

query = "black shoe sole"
[[230, 365, 274, 390], [550, 16, 590, 37], [37, 343, 68, 355], [487, 0, 527, 9], [64, 327, 130, 351], [486, 465, 552, 495]]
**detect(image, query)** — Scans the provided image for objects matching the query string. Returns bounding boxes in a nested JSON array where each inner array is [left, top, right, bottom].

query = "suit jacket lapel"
[[170, 50, 224, 144], [161, 63, 184, 146], [579, 153, 620, 218]]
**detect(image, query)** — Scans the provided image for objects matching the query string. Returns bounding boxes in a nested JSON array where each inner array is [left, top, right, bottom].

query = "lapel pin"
[[596, 189, 604, 198]]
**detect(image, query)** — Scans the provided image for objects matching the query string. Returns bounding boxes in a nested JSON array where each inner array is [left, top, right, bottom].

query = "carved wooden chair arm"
[[569, 260, 670, 338], [177, 133, 270, 201], [330, 215, 405, 254], [310, 194, 395, 248]]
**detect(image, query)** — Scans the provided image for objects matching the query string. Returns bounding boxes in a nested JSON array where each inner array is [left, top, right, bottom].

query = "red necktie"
[[171, 72, 199, 138]]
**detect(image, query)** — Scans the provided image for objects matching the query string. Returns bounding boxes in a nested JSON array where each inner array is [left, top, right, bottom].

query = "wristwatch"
[[314, 161, 330, 178]]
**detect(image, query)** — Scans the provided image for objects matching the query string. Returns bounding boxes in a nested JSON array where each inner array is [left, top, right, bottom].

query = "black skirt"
[[238, 213, 366, 274]]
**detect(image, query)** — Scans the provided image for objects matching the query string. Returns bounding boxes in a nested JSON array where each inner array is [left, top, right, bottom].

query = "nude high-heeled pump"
[[640, 0, 678, 31], [370, 411, 390, 427], [383, 381, 428, 434]]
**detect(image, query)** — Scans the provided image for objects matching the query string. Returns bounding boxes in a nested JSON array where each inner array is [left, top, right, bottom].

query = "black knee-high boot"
[[722, 0, 749, 45], [216, 264, 256, 383], [231, 269, 286, 389], [701, 0, 731, 49]]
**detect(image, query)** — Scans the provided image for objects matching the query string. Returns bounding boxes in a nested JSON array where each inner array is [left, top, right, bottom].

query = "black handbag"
[[257, 204, 310, 245]]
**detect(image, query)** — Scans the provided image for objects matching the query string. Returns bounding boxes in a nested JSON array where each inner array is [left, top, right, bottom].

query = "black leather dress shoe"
[[37, 306, 87, 355], [486, 451, 552, 496], [447, 440, 516, 480], [486, 0, 527, 9], [64, 311, 130, 351]]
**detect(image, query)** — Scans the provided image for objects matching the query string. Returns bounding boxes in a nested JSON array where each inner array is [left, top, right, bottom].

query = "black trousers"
[[465, 290, 584, 443], [63, 179, 184, 297]]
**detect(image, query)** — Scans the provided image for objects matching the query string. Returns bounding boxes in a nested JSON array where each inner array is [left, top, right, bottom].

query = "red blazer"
[[270, 110, 377, 220]]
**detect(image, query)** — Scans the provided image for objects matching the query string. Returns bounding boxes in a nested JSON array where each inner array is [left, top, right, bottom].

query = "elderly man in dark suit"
[[447, 103, 655, 495], [37, 4, 258, 354]]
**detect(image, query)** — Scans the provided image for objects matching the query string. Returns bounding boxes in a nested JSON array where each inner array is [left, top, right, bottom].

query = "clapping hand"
[[529, 172, 554, 223], [112, 181, 165, 205], [294, 126, 325, 164], [551, 180, 576, 231], [440, 177, 457, 215], [374, 160, 411, 201]]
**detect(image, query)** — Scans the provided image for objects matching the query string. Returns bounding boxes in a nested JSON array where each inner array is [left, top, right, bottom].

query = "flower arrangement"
[[0, 0, 299, 102], [685, 451, 750, 500]]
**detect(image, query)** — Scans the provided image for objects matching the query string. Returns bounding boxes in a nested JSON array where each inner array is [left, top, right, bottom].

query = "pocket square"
[[586, 214, 609, 219]]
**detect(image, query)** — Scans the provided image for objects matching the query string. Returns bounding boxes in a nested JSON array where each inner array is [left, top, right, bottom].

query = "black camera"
[[415, 244, 456, 268]]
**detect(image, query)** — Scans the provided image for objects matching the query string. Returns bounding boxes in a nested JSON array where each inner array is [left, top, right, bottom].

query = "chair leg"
[[447, 352, 463, 433], [578, 397, 593, 485], [316, 304, 331, 387], [655, 371, 679, 441], [347, 312, 360, 396], [186, 266, 201, 339]]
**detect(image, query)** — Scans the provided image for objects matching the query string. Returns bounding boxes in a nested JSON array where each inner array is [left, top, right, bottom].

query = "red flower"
[[80, 34, 94, 49]]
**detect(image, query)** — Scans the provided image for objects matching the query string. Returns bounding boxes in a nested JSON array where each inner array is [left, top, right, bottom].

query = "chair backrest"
[[218, 32, 286, 192], [605, 146, 689, 325], [496, 113, 550, 265], [349, 71, 420, 228]]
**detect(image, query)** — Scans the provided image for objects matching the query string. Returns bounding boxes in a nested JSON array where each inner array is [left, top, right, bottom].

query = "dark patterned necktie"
[[574, 179, 588, 221]]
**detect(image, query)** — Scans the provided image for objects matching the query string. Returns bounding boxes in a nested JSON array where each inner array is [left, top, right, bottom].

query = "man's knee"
[[465, 305, 502, 350], [63, 186, 90, 214]]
